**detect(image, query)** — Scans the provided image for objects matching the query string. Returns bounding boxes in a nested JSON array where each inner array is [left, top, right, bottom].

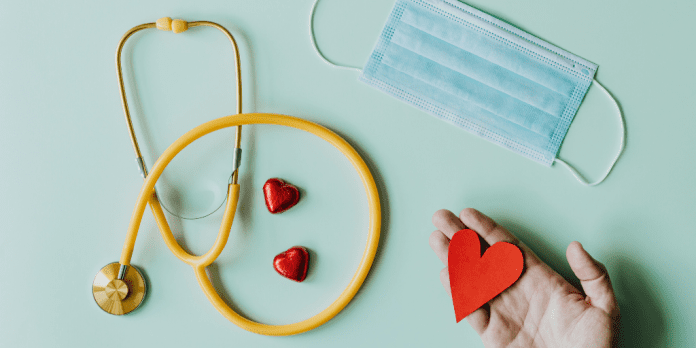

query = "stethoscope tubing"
[[120, 112, 381, 335], [108, 17, 381, 335]]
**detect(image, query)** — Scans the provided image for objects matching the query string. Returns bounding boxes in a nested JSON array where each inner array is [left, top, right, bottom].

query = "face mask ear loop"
[[554, 79, 626, 186], [310, 0, 363, 72]]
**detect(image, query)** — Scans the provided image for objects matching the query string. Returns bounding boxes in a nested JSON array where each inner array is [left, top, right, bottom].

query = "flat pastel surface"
[[0, 0, 693, 347]]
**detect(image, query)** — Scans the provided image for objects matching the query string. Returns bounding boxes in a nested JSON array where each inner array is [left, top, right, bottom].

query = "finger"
[[466, 304, 490, 335], [429, 230, 451, 265], [432, 209, 467, 239], [566, 241, 619, 318], [458, 208, 519, 246], [440, 267, 451, 296], [440, 267, 490, 334]]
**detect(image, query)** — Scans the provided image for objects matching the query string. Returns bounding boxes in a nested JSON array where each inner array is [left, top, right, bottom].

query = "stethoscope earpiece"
[[92, 262, 146, 315]]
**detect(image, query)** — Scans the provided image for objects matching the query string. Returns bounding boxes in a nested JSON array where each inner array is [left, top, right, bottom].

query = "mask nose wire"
[[554, 79, 626, 186], [310, 0, 363, 72]]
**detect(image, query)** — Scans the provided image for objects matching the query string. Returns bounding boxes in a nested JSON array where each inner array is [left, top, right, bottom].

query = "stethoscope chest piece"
[[92, 262, 146, 315]]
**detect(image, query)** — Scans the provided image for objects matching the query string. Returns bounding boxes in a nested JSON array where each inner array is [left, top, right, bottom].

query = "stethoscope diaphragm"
[[92, 262, 146, 315]]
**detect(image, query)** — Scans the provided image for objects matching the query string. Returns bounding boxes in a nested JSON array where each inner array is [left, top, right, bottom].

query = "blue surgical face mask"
[[309, 0, 624, 186]]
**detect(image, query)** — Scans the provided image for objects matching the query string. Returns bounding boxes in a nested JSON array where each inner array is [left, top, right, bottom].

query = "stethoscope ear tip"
[[92, 262, 146, 315]]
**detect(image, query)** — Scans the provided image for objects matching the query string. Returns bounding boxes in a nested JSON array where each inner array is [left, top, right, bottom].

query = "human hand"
[[429, 208, 620, 348]]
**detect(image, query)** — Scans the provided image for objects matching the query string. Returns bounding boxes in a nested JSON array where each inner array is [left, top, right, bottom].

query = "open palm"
[[429, 209, 619, 348]]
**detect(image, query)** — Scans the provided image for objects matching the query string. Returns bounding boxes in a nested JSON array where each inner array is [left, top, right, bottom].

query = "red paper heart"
[[263, 178, 300, 214], [273, 246, 309, 282], [448, 229, 523, 322]]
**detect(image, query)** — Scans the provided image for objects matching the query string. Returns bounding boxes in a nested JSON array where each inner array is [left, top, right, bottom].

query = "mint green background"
[[1, 0, 694, 347]]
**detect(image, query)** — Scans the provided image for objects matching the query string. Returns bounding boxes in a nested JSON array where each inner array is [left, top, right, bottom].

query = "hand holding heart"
[[429, 208, 620, 348]]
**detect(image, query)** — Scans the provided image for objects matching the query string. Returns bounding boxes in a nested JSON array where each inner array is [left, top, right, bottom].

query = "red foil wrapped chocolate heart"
[[273, 246, 309, 282], [263, 178, 300, 214]]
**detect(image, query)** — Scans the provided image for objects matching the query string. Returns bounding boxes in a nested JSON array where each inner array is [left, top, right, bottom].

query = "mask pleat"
[[375, 63, 554, 155], [390, 23, 569, 118], [382, 43, 559, 139], [400, 5, 577, 97]]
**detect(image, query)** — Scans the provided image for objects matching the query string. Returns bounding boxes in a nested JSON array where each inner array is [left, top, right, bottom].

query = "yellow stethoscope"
[[92, 18, 381, 336]]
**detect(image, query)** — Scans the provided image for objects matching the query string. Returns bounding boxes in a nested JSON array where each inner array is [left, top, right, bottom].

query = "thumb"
[[566, 241, 619, 318]]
